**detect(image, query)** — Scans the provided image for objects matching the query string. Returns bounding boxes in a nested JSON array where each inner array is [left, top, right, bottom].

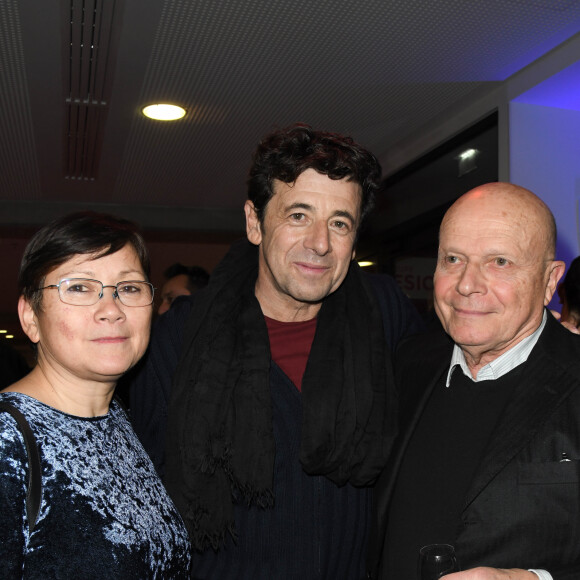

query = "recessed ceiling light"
[[0, 329, 6, 334], [142, 103, 186, 121], [357, 261, 375, 268], [5, 335, 13, 339]]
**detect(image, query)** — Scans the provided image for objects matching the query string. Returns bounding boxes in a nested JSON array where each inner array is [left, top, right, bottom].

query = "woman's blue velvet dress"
[[0, 392, 190, 578]]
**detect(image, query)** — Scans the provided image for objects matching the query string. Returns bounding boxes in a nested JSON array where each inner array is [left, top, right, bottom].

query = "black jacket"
[[131, 272, 423, 579], [369, 311, 580, 580]]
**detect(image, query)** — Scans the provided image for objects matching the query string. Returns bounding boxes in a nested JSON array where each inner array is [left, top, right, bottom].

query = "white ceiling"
[[1, 0, 580, 235]]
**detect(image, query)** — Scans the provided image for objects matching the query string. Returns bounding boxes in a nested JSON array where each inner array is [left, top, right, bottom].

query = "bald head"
[[434, 182, 565, 374], [441, 182, 557, 261]]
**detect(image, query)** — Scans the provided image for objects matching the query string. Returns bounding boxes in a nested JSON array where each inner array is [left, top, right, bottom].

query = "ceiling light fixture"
[[357, 261, 375, 268], [458, 148, 478, 161], [456, 148, 480, 177], [142, 103, 186, 121]]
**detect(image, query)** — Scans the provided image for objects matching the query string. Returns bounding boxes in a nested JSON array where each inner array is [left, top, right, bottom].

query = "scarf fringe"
[[188, 509, 237, 552], [186, 466, 275, 551], [199, 443, 275, 509], [231, 481, 275, 509]]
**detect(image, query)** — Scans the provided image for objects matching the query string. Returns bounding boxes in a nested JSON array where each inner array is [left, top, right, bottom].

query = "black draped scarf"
[[164, 239, 397, 551]]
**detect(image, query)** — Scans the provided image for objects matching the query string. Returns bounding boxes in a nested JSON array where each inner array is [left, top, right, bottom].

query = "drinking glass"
[[418, 543, 460, 579]]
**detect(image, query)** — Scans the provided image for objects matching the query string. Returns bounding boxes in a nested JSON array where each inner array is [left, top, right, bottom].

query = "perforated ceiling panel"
[[113, 0, 580, 208], [64, 0, 124, 180], [2, 0, 580, 223], [0, 0, 41, 200]]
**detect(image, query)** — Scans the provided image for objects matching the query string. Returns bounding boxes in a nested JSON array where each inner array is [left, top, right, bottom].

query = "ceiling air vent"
[[63, 0, 124, 180]]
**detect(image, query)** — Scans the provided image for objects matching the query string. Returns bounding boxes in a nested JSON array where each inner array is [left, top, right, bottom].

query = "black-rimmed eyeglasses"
[[40, 278, 155, 307]]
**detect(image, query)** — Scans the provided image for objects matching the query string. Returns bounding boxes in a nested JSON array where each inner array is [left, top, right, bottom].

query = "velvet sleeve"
[[0, 413, 28, 577]]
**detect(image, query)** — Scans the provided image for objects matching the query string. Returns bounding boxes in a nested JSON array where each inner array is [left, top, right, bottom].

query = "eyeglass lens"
[[58, 279, 153, 306]]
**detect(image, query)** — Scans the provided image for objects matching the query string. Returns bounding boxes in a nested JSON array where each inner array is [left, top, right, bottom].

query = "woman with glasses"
[[0, 212, 190, 578]]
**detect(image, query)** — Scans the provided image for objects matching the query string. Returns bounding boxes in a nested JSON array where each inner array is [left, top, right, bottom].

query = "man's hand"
[[442, 568, 538, 580]]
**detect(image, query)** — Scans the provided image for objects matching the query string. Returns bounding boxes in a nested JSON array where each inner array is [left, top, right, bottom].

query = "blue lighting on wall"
[[512, 60, 580, 112]]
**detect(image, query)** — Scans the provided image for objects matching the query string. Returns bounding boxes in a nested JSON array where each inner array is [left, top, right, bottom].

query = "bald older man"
[[368, 183, 580, 580]]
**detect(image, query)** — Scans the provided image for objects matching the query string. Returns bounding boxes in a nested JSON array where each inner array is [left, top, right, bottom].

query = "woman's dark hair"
[[247, 123, 382, 228], [19, 211, 150, 312]]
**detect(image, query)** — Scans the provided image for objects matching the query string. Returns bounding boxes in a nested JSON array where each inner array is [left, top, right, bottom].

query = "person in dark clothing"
[[1, 211, 190, 578], [130, 123, 423, 579], [558, 255, 580, 329], [369, 183, 580, 580], [0, 341, 30, 388]]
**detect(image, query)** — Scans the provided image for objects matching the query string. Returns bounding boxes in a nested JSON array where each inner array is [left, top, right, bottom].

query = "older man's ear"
[[543, 260, 566, 305]]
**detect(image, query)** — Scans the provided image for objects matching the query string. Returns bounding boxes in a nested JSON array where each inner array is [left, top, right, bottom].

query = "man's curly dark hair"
[[247, 123, 382, 229]]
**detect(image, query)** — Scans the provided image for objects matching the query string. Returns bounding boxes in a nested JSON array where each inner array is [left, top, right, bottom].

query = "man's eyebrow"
[[284, 202, 313, 212], [332, 210, 356, 223], [283, 203, 357, 224]]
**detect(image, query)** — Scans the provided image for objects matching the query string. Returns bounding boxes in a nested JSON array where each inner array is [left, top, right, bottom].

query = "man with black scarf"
[[130, 123, 423, 579]]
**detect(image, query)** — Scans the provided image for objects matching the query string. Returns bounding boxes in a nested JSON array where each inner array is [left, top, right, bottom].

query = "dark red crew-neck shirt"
[[264, 316, 317, 391]]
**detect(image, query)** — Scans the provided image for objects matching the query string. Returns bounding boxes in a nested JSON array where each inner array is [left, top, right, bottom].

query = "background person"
[[157, 263, 209, 315], [116, 262, 209, 406], [130, 123, 423, 579], [0, 340, 30, 389], [0, 212, 190, 578], [557, 255, 580, 329], [370, 182, 580, 580]]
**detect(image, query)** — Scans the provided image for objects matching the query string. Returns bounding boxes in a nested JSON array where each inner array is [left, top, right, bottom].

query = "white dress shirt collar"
[[445, 310, 547, 387]]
